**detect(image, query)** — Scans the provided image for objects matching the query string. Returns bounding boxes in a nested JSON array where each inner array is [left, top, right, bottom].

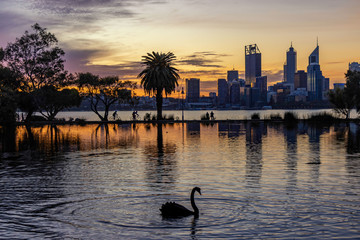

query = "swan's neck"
[[190, 188, 199, 216]]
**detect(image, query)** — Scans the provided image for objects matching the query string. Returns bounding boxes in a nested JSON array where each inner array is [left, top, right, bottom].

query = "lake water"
[[0, 122, 359, 239]]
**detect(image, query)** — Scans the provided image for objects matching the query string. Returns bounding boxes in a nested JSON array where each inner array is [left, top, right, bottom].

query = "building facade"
[[283, 43, 297, 85], [227, 70, 239, 82], [217, 78, 228, 106], [245, 44, 261, 87], [294, 70, 307, 90], [307, 45, 324, 101], [186, 78, 200, 103]]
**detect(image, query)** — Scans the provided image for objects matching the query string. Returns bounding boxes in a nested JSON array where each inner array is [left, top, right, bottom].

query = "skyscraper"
[[186, 78, 200, 103], [217, 78, 228, 106], [283, 43, 297, 85], [245, 44, 261, 87], [294, 70, 307, 90], [227, 70, 239, 82], [307, 43, 324, 101]]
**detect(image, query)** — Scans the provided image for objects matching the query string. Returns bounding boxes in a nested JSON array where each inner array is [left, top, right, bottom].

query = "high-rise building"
[[217, 78, 228, 106], [227, 70, 239, 82], [245, 44, 261, 87], [283, 43, 297, 85], [255, 76, 267, 104], [186, 78, 200, 103], [307, 43, 324, 101], [323, 77, 330, 100], [229, 81, 240, 105], [294, 70, 307, 90], [349, 62, 360, 72]]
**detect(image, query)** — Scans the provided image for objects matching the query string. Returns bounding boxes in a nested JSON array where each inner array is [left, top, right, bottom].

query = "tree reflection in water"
[[144, 123, 177, 190]]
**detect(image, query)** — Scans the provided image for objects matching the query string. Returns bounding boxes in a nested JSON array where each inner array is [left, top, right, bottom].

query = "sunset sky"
[[1, 0, 359, 96]]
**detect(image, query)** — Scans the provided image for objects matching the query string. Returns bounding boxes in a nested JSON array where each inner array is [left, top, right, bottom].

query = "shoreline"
[[4, 118, 360, 127]]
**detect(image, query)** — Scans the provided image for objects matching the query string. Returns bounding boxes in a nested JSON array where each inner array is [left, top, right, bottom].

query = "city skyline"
[[1, 0, 360, 96]]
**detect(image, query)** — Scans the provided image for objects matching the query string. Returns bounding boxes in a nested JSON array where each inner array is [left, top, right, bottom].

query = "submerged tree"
[[77, 72, 136, 121], [3, 23, 70, 121], [138, 52, 180, 120]]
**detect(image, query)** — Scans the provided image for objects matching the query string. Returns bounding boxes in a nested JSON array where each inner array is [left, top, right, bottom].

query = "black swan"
[[160, 187, 201, 218]]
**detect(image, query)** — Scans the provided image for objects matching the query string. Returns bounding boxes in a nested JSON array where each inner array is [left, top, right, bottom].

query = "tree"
[[77, 72, 136, 121], [345, 70, 360, 113], [138, 52, 180, 120], [0, 49, 22, 124], [328, 87, 354, 119], [329, 70, 360, 119], [35, 85, 82, 121], [3, 23, 69, 120]]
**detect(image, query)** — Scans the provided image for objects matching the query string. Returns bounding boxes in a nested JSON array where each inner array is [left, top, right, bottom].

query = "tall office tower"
[[323, 77, 330, 100], [229, 81, 240, 105], [255, 76, 267, 103], [245, 44, 261, 87], [307, 43, 324, 101], [186, 78, 200, 103], [294, 70, 307, 90], [217, 78, 228, 106], [349, 62, 360, 72], [283, 43, 297, 84], [227, 70, 239, 82]]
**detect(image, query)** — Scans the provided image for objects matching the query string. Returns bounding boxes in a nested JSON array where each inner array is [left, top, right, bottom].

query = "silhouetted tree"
[[77, 72, 136, 121], [329, 70, 360, 119], [328, 87, 354, 119], [345, 70, 360, 113], [0, 49, 22, 124], [138, 52, 179, 120], [3, 23, 70, 121], [35, 85, 82, 121]]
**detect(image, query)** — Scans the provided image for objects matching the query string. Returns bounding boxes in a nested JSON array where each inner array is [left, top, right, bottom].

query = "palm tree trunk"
[[156, 91, 163, 120]]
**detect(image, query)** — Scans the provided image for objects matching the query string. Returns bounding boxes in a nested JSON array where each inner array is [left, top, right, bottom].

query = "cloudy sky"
[[1, 0, 359, 96]]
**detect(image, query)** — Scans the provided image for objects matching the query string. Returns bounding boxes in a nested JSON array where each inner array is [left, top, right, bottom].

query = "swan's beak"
[[199, 190, 202, 195]]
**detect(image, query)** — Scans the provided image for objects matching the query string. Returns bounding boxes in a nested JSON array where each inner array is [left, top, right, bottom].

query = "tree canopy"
[[138, 51, 179, 120], [4, 23, 68, 91], [77, 72, 136, 121], [329, 70, 360, 119]]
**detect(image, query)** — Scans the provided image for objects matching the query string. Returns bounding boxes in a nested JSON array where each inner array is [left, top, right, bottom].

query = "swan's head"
[[194, 187, 201, 195]]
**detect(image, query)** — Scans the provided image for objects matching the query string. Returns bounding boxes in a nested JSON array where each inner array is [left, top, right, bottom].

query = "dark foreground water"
[[0, 122, 359, 239]]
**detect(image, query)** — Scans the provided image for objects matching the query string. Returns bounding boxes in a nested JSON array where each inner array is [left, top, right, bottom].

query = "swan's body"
[[160, 187, 201, 218]]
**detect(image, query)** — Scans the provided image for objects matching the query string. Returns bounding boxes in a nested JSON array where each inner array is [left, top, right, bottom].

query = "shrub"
[[251, 113, 260, 120], [284, 111, 298, 122]]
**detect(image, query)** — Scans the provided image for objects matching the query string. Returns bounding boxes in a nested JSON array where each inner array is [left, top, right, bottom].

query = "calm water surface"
[[0, 122, 359, 239]]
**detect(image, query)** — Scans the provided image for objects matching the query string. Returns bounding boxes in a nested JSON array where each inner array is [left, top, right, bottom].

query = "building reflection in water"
[[306, 123, 329, 185], [345, 123, 360, 187], [284, 124, 298, 192], [245, 122, 265, 188], [218, 122, 244, 139]]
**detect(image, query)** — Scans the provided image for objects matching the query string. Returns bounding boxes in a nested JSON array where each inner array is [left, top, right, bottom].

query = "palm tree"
[[138, 52, 180, 120]]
